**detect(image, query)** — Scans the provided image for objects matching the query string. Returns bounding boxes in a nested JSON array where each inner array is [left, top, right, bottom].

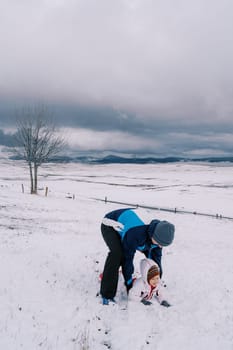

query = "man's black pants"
[[100, 224, 123, 299]]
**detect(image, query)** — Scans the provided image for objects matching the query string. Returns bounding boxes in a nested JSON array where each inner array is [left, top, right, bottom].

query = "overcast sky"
[[0, 0, 233, 156]]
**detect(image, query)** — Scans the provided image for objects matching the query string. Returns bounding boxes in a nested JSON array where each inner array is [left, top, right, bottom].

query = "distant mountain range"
[[7, 148, 233, 164], [28, 154, 233, 164]]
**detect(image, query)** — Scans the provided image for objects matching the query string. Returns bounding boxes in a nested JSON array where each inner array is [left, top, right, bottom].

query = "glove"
[[141, 298, 152, 306], [126, 281, 133, 293], [102, 218, 124, 232], [160, 300, 171, 307]]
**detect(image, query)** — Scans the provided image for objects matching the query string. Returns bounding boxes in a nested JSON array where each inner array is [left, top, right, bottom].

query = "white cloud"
[[61, 127, 162, 153]]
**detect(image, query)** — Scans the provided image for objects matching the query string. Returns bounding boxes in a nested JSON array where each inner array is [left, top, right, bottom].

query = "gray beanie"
[[152, 221, 175, 246]]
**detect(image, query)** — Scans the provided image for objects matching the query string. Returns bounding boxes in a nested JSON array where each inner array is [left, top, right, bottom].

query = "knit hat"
[[147, 264, 160, 283], [152, 220, 175, 246]]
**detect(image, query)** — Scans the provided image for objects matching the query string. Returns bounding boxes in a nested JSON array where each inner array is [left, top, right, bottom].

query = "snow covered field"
[[0, 154, 233, 350]]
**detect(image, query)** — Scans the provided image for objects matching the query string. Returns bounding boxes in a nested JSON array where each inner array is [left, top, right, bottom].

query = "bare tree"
[[15, 106, 65, 194]]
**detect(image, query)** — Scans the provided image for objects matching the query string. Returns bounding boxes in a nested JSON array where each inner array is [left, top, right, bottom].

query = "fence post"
[[105, 196, 107, 203], [21, 184, 24, 193], [45, 187, 48, 197]]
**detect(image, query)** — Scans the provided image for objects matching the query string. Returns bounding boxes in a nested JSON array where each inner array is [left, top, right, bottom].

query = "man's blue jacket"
[[103, 208, 163, 285]]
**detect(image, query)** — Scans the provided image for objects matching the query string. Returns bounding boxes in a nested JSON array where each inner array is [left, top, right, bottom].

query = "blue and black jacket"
[[104, 208, 163, 286]]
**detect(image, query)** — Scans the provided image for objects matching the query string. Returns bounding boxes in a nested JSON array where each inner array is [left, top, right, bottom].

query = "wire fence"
[[20, 183, 233, 222], [91, 196, 233, 222]]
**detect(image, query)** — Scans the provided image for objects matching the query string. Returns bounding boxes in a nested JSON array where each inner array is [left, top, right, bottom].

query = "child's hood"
[[140, 258, 159, 285]]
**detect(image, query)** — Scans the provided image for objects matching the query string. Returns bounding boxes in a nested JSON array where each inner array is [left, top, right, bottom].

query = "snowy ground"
[[0, 154, 233, 350]]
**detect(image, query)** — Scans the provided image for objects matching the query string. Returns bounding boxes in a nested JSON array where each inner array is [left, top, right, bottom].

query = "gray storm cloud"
[[1, 0, 233, 121], [0, 0, 233, 156]]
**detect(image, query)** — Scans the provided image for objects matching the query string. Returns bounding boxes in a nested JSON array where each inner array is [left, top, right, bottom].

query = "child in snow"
[[129, 258, 171, 307]]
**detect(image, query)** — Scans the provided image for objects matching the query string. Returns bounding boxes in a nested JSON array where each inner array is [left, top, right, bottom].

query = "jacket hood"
[[148, 219, 160, 238], [140, 258, 159, 285]]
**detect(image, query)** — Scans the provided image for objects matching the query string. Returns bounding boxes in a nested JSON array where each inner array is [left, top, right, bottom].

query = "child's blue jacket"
[[104, 208, 163, 285]]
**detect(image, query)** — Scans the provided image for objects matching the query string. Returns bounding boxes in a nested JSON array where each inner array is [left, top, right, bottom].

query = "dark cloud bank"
[[0, 0, 233, 157]]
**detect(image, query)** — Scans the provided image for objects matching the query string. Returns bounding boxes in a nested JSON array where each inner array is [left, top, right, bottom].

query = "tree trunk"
[[34, 164, 38, 194], [29, 162, 34, 194]]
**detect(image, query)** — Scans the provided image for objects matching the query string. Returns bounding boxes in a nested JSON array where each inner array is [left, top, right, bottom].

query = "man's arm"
[[122, 246, 136, 290], [121, 235, 139, 290]]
